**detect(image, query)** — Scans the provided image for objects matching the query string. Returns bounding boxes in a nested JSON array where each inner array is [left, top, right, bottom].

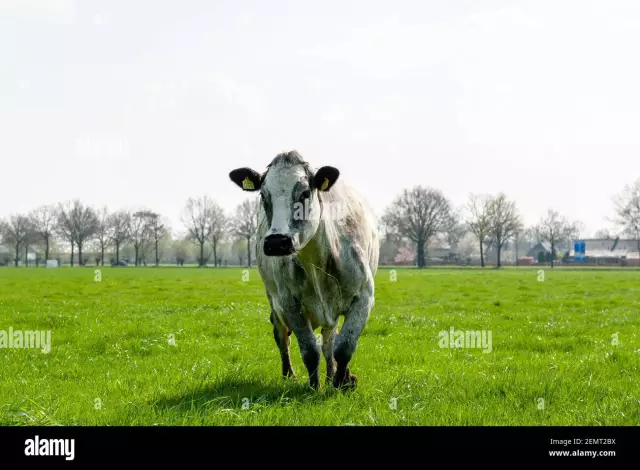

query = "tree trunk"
[[78, 242, 83, 267], [247, 236, 251, 267], [480, 239, 485, 267], [45, 237, 50, 261], [199, 242, 204, 267], [155, 239, 159, 267], [213, 239, 218, 267], [101, 244, 104, 266], [70, 242, 75, 267], [417, 239, 425, 269], [116, 242, 120, 263], [14, 244, 19, 267], [496, 243, 501, 268], [135, 246, 139, 266], [25, 243, 28, 267], [550, 240, 554, 268]]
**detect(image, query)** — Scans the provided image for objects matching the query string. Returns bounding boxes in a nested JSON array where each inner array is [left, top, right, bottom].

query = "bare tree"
[[233, 197, 260, 267], [209, 203, 228, 267], [534, 209, 579, 268], [146, 212, 169, 267], [172, 238, 189, 266], [108, 211, 131, 264], [466, 193, 492, 267], [57, 202, 77, 266], [487, 193, 522, 268], [0, 221, 11, 266], [23, 225, 38, 267], [70, 201, 99, 266], [29, 205, 57, 262], [182, 196, 214, 267], [613, 178, 640, 254], [383, 186, 455, 268], [444, 210, 466, 249], [95, 206, 110, 266], [129, 211, 153, 266], [1, 215, 31, 267], [139, 236, 151, 267]]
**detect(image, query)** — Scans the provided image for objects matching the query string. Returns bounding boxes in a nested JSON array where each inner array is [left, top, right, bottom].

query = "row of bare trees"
[[0, 196, 260, 267], [466, 194, 582, 269], [180, 196, 260, 267], [2, 178, 639, 269], [381, 178, 640, 268], [0, 202, 170, 267], [381, 188, 530, 268]]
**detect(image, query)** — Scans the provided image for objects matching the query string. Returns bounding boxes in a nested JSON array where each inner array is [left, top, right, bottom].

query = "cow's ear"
[[229, 168, 262, 191], [313, 166, 340, 192]]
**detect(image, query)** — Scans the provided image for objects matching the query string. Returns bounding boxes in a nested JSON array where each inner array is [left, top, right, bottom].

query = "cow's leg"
[[270, 311, 296, 379], [289, 315, 321, 390], [333, 280, 374, 391], [321, 327, 337, 382]]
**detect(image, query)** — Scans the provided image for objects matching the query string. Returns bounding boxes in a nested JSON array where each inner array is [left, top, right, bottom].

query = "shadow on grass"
[[151, 375, 337, 413]]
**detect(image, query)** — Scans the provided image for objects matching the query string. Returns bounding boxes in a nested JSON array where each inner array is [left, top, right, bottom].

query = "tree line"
[[381, 178, 640, 268], [0, 197, 258, 268], [1, 178, 639, 269]]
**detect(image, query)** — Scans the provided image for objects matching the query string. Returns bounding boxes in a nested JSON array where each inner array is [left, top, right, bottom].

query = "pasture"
[[0, 267, 638, 426]]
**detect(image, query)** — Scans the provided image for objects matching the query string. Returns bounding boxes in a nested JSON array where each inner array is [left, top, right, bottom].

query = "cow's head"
[[229, 151, 339, 257]]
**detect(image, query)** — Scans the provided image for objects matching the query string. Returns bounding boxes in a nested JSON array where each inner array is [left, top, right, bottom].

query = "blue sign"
[[574, 240, 586, 262]]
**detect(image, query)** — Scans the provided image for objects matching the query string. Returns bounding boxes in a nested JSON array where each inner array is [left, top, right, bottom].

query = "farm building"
[[570, 238, 640, 265], [527, 241, 567, 262]]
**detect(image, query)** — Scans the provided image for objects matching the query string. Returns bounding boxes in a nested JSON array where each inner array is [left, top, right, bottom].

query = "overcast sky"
[[1, 0, 639, 237]]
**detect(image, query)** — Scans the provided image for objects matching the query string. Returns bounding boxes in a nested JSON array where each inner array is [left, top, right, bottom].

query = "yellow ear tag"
[[242, 177, 254, 190], [320, 178, 329, 191]]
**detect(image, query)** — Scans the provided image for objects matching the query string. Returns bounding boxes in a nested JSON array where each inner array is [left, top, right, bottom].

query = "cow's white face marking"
[[261, 164, 321, 253]]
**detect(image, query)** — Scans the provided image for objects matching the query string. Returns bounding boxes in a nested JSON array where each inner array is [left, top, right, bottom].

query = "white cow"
[[229, 150, 379, 390]]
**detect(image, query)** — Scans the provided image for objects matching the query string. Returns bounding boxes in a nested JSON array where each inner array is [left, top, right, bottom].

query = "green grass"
[[0, 266, 638, 425]]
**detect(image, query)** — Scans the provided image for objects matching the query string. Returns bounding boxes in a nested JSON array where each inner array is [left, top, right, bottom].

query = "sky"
[[1, 0, 639, 237]]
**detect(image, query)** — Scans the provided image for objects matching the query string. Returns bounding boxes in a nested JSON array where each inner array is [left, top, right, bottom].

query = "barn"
[[570, 238, 640, 266]]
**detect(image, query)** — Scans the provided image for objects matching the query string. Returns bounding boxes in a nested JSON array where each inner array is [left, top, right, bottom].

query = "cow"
[[229, 150, 379, 390]]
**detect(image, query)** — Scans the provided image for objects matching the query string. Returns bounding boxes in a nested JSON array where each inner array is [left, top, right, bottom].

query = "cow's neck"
[[295, 235, 324, 268]]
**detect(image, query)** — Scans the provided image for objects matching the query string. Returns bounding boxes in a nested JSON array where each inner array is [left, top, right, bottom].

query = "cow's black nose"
[[264, 234, 295, 256]]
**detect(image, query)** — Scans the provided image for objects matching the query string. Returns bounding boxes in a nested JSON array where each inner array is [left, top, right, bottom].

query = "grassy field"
[[0, 266, 638, 426]]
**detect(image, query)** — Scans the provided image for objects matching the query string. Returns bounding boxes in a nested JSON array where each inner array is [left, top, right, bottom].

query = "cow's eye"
[[300, 190, 311, 201]]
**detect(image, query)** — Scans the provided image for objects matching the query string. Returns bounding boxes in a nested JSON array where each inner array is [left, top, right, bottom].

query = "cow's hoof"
[[283, 368, 297, 381], [333, 373, 358, 391]]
